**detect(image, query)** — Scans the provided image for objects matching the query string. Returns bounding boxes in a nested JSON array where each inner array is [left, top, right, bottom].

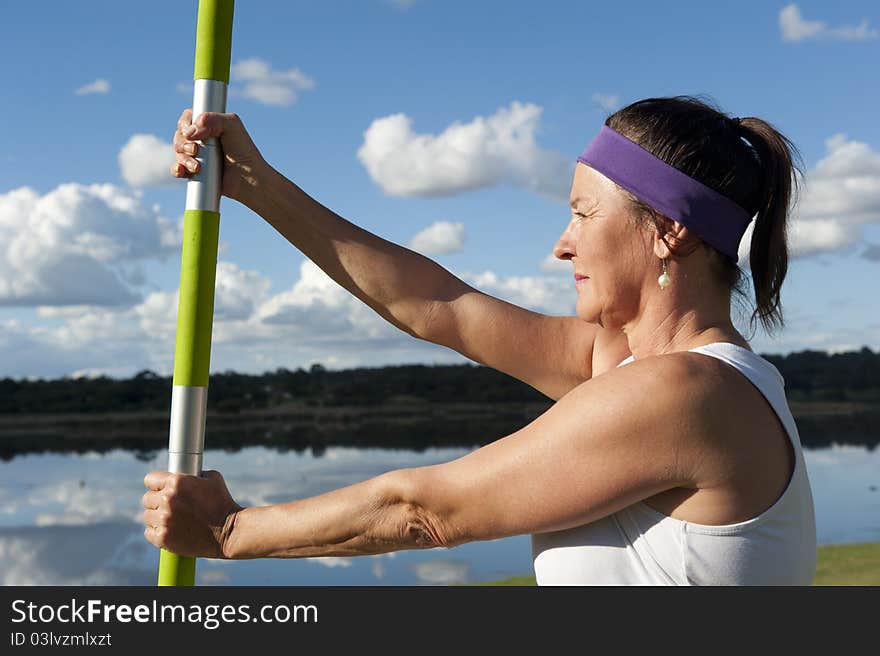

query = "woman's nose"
[[553, 227, 575, 261]]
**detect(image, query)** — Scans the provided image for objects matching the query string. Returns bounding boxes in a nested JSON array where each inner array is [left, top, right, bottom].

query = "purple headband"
[[577, 126, 753, 261]]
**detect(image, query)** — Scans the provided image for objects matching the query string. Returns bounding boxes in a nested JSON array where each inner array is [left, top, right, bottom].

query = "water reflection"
[[0, 522, 151, 585], [410, 560, 472, 585], [0, 447, 532, 586], [0, 444, 877, 585]]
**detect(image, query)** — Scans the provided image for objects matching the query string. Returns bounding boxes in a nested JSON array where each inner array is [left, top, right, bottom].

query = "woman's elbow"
[[378, 468, 468, 550]]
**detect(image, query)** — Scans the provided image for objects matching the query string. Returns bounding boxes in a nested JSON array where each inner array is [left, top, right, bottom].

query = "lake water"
[[0, 443, 878, 585]]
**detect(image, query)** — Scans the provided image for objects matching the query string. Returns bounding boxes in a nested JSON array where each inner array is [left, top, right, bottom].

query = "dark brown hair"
[[605, 95, 805, 337]]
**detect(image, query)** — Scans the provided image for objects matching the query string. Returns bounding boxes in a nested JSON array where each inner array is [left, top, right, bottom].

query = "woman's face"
[[553, 163, 653, 328]]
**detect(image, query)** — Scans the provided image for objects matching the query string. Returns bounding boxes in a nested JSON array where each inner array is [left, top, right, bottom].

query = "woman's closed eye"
[[571, 210, 595, 222]]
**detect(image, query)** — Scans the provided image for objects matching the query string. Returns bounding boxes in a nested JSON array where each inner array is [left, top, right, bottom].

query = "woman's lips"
[[574, 274, 589, 286]]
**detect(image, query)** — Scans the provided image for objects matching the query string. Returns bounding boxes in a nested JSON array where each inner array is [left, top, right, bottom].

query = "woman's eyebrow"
[[569, 197, 599, 210]]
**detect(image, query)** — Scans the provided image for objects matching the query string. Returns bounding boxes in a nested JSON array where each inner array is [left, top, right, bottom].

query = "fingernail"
[[184, 143, 196, 155], [183, 125, 196, 138], [186, 160, 198, 172]]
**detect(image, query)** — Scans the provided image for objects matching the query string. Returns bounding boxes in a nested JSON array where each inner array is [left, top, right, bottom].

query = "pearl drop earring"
[[658, 258, 672, 289]]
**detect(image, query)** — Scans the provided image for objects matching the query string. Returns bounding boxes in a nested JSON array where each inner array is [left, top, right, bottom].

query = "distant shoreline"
[[0, 401, 549, 459], [1, 400, 878, 460]]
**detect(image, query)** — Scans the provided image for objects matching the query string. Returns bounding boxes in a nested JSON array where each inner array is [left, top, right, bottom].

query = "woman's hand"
[[142, 469, 244, 559], [171, 108, 267, 204]]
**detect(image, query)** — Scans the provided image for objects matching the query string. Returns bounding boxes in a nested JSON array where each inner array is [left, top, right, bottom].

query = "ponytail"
[[737, 118, 805, 335]]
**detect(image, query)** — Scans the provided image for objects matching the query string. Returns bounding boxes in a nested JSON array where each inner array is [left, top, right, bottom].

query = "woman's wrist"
[[230, 156, 275, 211], [220, 504, 252, 560]]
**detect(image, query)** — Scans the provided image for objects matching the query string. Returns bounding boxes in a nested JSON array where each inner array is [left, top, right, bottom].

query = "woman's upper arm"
[[398, 356, 701, 546], [420, 283, 606, 400]]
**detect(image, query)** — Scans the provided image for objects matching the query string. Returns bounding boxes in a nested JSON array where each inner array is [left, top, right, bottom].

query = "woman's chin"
[[575, 301, 599, 324]]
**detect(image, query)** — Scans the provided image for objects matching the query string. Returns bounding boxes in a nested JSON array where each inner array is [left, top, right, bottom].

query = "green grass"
[[813, 542, 880, 585], [474, 542, 880, 586]]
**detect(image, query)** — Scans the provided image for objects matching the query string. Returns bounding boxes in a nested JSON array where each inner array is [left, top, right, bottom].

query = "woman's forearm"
[[223, 470, 450, 559], [240, 162, 464, 339]]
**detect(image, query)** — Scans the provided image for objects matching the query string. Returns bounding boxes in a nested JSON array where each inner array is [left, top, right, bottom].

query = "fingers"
[[173, 127, 199, 155], [172, 109, 200, 179], [142, 507, 168, 529], [142, 489, 162, 510], [144, 470, 175, 491], [176, 108, 193, 134], [174, 151, 200, 176], [143, 470, 205, 497], [143, 525, 161, 548], [142, 505, 170, 550], [143, 523, 170, 550], [142, 476, 177, 548], [186, 111, 233, 142], [173, 110, 196, 153], [175, 110, 227, 146], [173, 135, 199, 156], [171, 109, 244, 183], [170, 159, 196, 178], [174, 107, 236, 144], [142, 476, 174, 548]]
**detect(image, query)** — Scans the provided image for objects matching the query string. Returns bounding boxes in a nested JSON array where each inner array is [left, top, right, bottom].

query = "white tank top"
[[531, 342, 817, 585]]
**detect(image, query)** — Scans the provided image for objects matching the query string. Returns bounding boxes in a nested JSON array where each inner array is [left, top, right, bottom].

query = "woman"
[[143, 96, 817, 585]]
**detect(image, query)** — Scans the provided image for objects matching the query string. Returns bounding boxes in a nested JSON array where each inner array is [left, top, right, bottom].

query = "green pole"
[[157, 0, 234, 587]]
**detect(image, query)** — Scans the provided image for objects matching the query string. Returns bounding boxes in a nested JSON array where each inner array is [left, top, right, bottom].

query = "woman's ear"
[[652, 216, 692, 259]]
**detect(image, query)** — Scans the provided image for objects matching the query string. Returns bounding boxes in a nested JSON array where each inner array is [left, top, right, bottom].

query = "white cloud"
[[231, 57, 315, 107], [779, 4, 879, 42], [0, 184, 178, 306], [75, 79, 110, 95], [118, 134, 177, 188], [0, 250, 583, 377], [788, 133, 880, 256], [252, 260, 405, 350], [409, 221, 465, 255], [592, 93, 621, 113], [461, 271, 574, 316], [131, 290, 178, 342], [737, 133, 880, 262], [539, 253, 571, 274], [214, 261, 272, 320], [357, 101, 572, 201], [34, 261, 275, 357]]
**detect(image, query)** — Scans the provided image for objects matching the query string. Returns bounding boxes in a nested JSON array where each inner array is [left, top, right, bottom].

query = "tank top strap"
[[616, 343, 784, 391], [686, 342, 785, 390]]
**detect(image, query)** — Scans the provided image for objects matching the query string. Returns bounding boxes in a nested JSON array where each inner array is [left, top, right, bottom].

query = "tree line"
[[0, 347, 878, 415]]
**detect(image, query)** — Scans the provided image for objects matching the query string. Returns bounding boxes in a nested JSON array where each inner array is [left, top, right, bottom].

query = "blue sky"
[[1, 1, 879, 379]]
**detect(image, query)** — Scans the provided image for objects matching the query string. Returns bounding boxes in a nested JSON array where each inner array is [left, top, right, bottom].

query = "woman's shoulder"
[[591, 349, 730, 433], [600, 346, 768, 441], [605, 345, 795, 522]]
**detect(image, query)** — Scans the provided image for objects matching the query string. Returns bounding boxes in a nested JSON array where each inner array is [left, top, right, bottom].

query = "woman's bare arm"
[[143, 353, 701, 560], [177, 110, 627, 399]]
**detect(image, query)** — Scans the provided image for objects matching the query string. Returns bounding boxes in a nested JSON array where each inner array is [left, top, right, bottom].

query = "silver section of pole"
[[167, 452, 203, 476], [185, 79, 228, 213], [167, 385, 209, 475]]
